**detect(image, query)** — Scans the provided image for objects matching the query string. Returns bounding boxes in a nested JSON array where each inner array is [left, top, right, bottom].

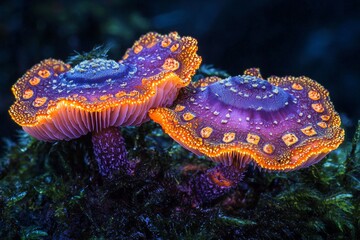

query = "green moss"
[[1, 120, 359, 239], [67, 45, 112, 66], [193, 64, 230, 82]]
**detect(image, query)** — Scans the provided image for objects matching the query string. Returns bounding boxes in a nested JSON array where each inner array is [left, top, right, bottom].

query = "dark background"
[[1, 0, 359, 142]]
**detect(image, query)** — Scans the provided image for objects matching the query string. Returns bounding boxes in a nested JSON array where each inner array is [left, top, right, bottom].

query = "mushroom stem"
[[92, 126, 135, 177], [191, 164, 246, 203]]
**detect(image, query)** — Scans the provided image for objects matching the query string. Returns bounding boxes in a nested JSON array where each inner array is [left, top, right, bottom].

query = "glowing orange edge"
[[267, 75, 342, 127], [10, 72, 184, 127], [149, 107, 344, 171], [149, 73, 345, 171], [121, 31, 201, 86], [10, 31, 202, 127]]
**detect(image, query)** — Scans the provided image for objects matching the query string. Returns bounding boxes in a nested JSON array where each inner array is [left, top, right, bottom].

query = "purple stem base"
[[190, 164, 246, 203], [92, 126, 135, 177]]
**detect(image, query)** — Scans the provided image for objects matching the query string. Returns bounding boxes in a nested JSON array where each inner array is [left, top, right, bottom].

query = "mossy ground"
[[1, 56, 359, 239], [1, 119, 359, 239]]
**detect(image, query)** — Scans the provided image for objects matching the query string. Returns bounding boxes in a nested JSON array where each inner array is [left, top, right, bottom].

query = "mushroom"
[[149, 68, 344, 202], [9, 32, 202, 177]]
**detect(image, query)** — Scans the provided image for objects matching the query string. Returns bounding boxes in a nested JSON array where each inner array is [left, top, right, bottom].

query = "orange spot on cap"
[[200, 127, 213, 138], [291, 83, 303, 90], [29, 77, 41, 86], [312, 103, 325, 113], [23, 89, 34, 99], [223, 132, 235, 143], [308, 90, 321, 100], [174, 104, 186, 112], [133, 45, 143, 54], [32, 97, 48, 107], [246, 133, 260, 145], [38, 69, 51, 78], [146, 40, 157, 48], [282, 133, 299, 147], [317, 122, 327, 128], [170, 43, 179, 52], [99, 94, 113, 101], [162, 58, 180, 71], [321, 115, 330, 121], [182, 112, 195, 121], [161, 38, 172, 48], [301, 126, 317, 136], [263, 144, 275, 154]]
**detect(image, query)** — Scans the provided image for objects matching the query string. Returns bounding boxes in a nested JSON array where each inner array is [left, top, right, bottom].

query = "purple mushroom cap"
[[9, 32, 202, 177], [9, 32, 201, 141], [149, 68, 344, 171]]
